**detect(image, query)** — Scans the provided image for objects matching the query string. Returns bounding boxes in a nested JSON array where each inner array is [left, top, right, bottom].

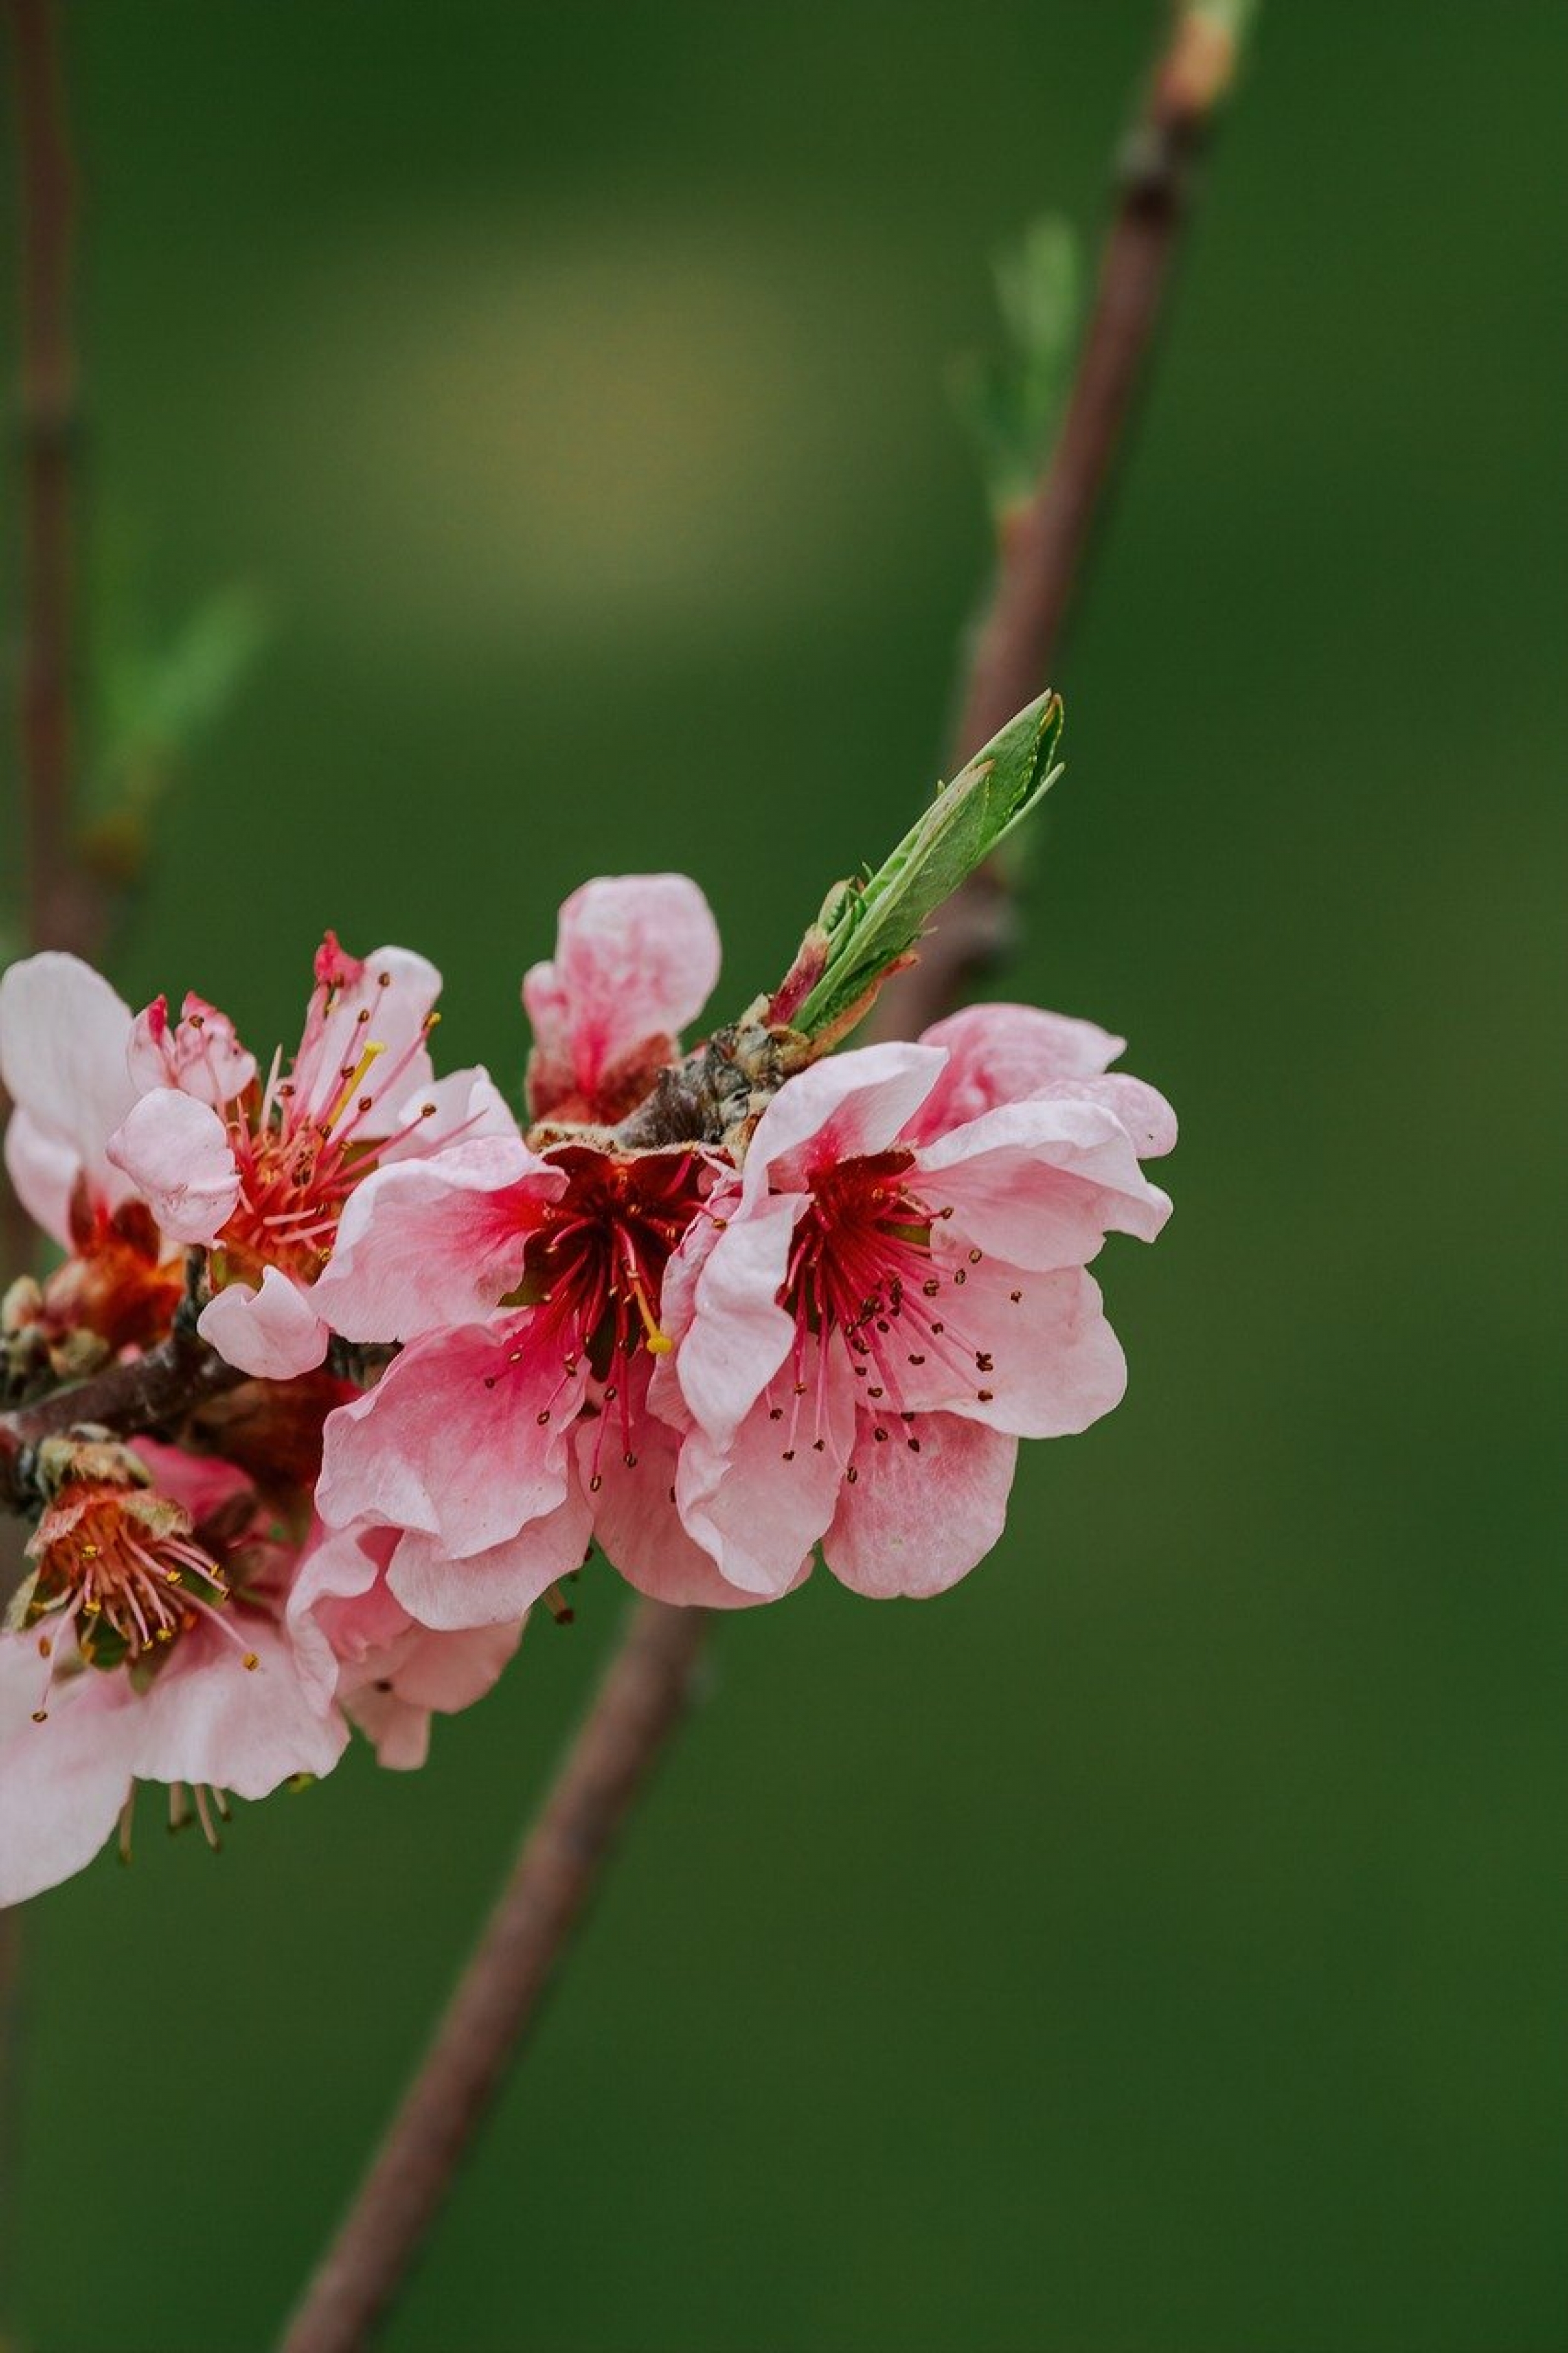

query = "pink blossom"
[[523, 873, 720, 1124], [0, 952, 187, 1353], [0, 952, 144, 1245], [314, 1138, 763, 1622], [287, 1520, 524, 1769], [665, 1021, 1173, 1600], [0, 1443, 344, 1906], [105, 935, 512, 1379]]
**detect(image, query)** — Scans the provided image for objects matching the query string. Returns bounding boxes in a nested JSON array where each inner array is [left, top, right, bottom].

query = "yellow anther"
[[627, 1271, 672, 1355], [325, 1042, 384, 1130]]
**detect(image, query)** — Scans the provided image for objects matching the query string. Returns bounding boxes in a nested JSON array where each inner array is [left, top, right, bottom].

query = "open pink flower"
[[666, 1019, 1173, 1600], [314, 1135, 754, 1623], [523, 873, 720, 1124], [287, 1520, 524, 1769], [0, 952, 186, 1351], [104, 935, 512, 1380], [0, 1442, 344, 1906], [0, 952, 143, 1242]]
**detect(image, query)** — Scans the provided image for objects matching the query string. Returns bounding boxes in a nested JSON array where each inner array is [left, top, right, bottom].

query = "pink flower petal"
[[294, 944, 443, 1136], [906, 1002, 1125, 1140], [743, 1042, 946, 1198], [675, 1373, 855, 1598], [3, 1107, 81, 1246], [1031, 1073, 1178, 1161], [581, 1361, 799, 1608], [317, 1322, 585, 1559], [127, 992, 257, 1108], [106, 1087, 241, 1244], [129, 1617, 347, 1798], [386, 1492, 591, 1628], [312, 1135, 558, 1344], [342, 1612, 524, 1772], [523, 873, 720, 1119], [825, 1411, 1019, 1598], [378, 1065, 521, 1164], [197, 1266, 331, 1378], [674, 1192, 802, 1440], [916, 1096, 1172, 1264], [0, 952, 139, 1224], [924, 1260, 1128, 1439], [0, 1635, 138, 1906]]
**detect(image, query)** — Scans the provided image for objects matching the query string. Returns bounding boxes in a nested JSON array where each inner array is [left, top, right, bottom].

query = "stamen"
[[324, 1041, 385, 1131]]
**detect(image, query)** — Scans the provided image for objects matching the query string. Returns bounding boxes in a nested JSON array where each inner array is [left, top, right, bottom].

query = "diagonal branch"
[[277, 9, 1254, 2350], [871, 0, 1248, 1044], [279, 1596, 709, 2353]]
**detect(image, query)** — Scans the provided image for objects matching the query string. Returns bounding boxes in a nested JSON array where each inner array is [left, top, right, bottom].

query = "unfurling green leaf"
[[789, 691, 1064, 1042]]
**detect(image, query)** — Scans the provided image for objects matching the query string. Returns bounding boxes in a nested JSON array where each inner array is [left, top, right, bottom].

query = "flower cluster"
[[0, 847, 1172, 1904]]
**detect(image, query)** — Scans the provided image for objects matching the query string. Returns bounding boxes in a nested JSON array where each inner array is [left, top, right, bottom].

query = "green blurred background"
[[4, 4, 1565, 2349]]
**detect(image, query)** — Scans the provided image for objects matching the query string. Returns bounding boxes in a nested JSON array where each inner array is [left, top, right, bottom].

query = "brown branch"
[[6, 0, 98, 962], [2, 5, 87, 2331], [280, 10, 1252, 2347], [278, 1596, 709, 2353], [0, 1325, 246, 1514], [871, 0, 1244, 1044]]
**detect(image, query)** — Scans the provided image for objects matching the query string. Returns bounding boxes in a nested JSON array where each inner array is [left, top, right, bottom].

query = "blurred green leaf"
[[950, 216, 1081, 517], [82, 586, 271, 884], [95, 584, 270, 803]]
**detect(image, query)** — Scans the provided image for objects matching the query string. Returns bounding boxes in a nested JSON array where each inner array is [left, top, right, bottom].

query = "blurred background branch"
[[279, 8, 1255, 2349], [1, 1, 83, 2327]]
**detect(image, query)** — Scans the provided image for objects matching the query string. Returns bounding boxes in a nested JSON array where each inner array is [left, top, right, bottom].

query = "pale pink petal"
[[0, 952, 139, 1211], [825, 1412, 1019, 1598], [524, 874, 721, 1118], [341, 1618, 524, 1769], [127, 992, 256, 1108], [916, 1097, 1172, 1264], [317, 1322, 585, 1559], [743, 1043, 945, 1198], [130, 1618, 347, 1797], [906, 1002, 1124, 1141], [106, 1087, 241, 1243], [582, 1362, 798, 1608], [673, 1192, 802, 1440], [1030, 1073, 1179, 1161], [198, 1266, 331, 1379], [3, 1107, 80, 1246], [296, 945, 443, 1135], [675, 1373, 855, 1598], [344, 1686, 432, 1771], [378, 1065, 521, 1164], [923, 1260, 1128, 1439], [311, 1136, 558, 1344], [378, 1618, 524, 1716], [0, 1645, 139, 1906], [386, 1490, 591, 1628]]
